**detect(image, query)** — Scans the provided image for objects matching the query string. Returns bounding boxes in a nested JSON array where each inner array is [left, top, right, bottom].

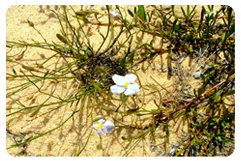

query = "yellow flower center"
[[97, 123, 103, 130], [124, 82, 130, 88]]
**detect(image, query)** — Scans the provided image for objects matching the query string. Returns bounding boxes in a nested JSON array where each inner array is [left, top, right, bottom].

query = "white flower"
[[92, 119, 114, 135], [205, 12, 216, 17], [110, 74, 140, 96], [110, 9, 119, 21]]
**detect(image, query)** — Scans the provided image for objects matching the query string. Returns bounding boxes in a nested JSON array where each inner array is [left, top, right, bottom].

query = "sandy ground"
[[6, 5, 222, 156]]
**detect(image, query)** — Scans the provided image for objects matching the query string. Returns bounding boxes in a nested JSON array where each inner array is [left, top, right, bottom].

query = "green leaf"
[[12, 68, 17, 75], [190, 108, 198, 117], [175, 149, 185, 156], [147, 84, 158, 90], [209, 122, 215, 126], [129, 51, 135, 64], [228, 7, 233, 26], [92, 82, 101, 91], [139, 5, 147, 22], [140, 52, 146, 58], [224, 27, 233, 41], [181, 6, 186, 18], [203, 129, 210, 137], [6, 56, 16, 63], [201, 74, 206, 82], [44, 71, 49, 78], [128, 9, 134, 17], [187, 47, 194, 52], [208, 5, 214, 11], [221, 121, 226, 127], [198, 87, 205, 96], [101, 106, 114, 112], [121, 136, 131, 141], [122, 19, 130, 25], [191, 138, 196, 146], [215, 94, 221, 102], [229, 23, 235, 37], [197, 24, 202, 33], [195, 135, 202, 143], [94, 13, 101, 23], [30, 106, 41, 117], [177, 141, 185, 146], [120, 57, 126, 68], [153, 99, 159, 108], [227, 90, 235, 96], [27, 19, 34, 27], [173, 111, 185, 119], [188, 5, 197, 20], [137, 113, 148, 116], [200, 6, 206, 23], [75, 11, 88, 16], [134, 131, 148, 138], [56, 33, 68, 44], [227, 48, 234, 57], [92, 116, 104, 123], [194, 89, 197, 97], [187, 5, 190, 15], [83, 16, 91, 23], [172, 18, 178, 32]]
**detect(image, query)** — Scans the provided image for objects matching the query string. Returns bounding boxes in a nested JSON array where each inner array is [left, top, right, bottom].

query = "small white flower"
[[92, 119, 114, 135], [205, 12, 216, 17], [110, 9, 119, 21], [110, 74, 140, 96]]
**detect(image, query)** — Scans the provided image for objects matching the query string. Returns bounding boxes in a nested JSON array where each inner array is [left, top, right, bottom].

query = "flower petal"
[[110, 85, 126, 94], [92, 124, 98, 129], [130, 83, 140, 92], [110, 9, 119, 21], [94, 115, 102, 119], [110, 9, 118, 16], [112, 74, 126, 86], [97, 129, 102, 135], [102, 127, 110, 134], [102, 121, 114, 134], [98, 119, 105, 124], [124, 74, 136, 84], [124, 88, 136, 96], [124, 83, 139, 95]]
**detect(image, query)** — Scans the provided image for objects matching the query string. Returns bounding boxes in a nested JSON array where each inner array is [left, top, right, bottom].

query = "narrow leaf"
[[191, 138, 196, 146], [30, 106, 41, 117], [120, 57, 126, 68], [194, 89, 197, 97], [228, 23, 235, 37], [198, 87, 205, 96], [139, 5, 147, 22], [195, 135, 201, 143], [181, 6, 186, 18], [203, 129, 210, 137], [56, 33, 68, 44], [174, 111, 185, 119], [83, 16, 91, 23], [226, 90, 235, 96], [201, 74, 206, 82], [128, 9, 134, 17], [215, 94, 221, 102], [228, 7, 233, 26], [172, 18, 178, 32], [92, 82, 101, 91]]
